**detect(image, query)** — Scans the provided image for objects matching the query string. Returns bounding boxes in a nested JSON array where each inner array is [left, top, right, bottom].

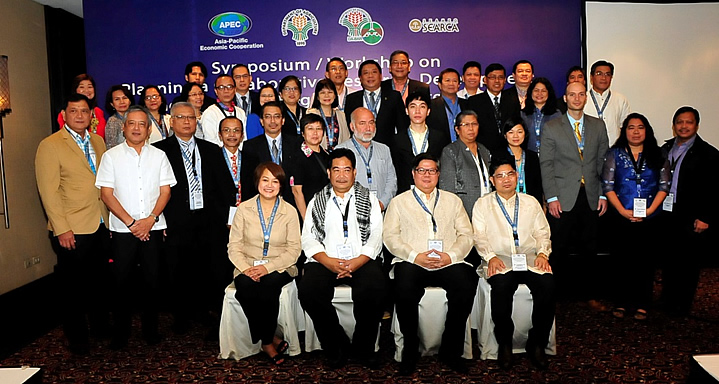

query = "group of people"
[[35, 50, 717, 375]]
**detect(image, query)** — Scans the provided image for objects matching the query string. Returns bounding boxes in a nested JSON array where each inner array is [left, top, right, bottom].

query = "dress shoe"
[[526, 343, 549, 370], [358, 352, 381, 370], [439, 355, 468, 374], [587, 299, 609, 312], [497, 344, 513, 370], [326, 347, 348, 369], [398, 350, 418, 375]]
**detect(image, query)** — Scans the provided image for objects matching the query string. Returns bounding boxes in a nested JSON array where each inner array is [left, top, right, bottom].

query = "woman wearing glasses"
[[138, 85, 170, 143], [278, 75, 306, 137], [307, 79, 350, 152]]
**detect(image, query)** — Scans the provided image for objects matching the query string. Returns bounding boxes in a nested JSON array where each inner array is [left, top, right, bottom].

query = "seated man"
[[472, 158, 555, 370], [298, 148, 386, 369], [383, 153, 478, 375]]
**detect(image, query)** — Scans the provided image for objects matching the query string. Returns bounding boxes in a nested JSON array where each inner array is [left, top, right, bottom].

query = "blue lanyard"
[[392, 80, 408, 98], [286, 107, 301, 134], [570, 120, 586, 154], [351, 138, 373, 184], [222, 149, 241, 188], [590, 90, 611, 120], [507, 147, 527, 194], [269, 138, 283, 165], [533, 109, 543, 151], [333, 196, 352, 239], [496, 193, 520, 247], [407, 127, 429, 156], [363, 90, 380, 119], [339, 86, 348, 111], [318, 107, 338, 150], [412, 188, 439, 234], [628, 150, 645, 198], [149, 113, 167, 139], [180, 141, 201, 183], [257, 197, 280, 257]]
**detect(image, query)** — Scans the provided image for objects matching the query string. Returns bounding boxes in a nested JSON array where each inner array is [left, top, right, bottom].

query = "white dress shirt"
[[583, 88, 630, 146]]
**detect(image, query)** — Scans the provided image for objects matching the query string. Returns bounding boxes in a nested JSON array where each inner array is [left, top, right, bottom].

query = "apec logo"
[[208, 12, 252, 37]]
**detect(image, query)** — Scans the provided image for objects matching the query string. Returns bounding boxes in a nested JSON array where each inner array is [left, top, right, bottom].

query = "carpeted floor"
[[2, 269, 717, 383]]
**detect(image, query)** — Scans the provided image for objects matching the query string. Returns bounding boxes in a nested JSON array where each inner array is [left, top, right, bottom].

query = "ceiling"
[[32, 0, 83, 17]]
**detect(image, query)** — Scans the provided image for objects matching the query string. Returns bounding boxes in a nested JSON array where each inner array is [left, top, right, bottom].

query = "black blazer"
[[466, 90, 521, 151], [240, 133, 298, 205], [392, 126, 449, 193], [153, 137, 236, 232], [280, 103, 306, 138], [491, 148, 543, 204], [426, 96, 467, 145], [381, 78, 431, 101], [235, 90, 261, 116], [344, 88, 409, 147]]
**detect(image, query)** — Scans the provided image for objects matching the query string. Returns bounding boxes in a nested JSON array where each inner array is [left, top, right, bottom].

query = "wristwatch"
[[149, 213, 159, 223]]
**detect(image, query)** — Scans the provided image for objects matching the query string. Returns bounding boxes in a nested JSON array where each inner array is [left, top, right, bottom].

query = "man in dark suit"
[[381, 50, 431, 103], [539, 82, 608, 310], [345, 60, 408, 148], [427, 68, 467, 146], [232, 64, 261, 117], [153, 102, 236, 335], [504, 60, 534, 109], [467, 63, 521, 151], [660, 106, 719, 316], [240, 101, 297, 205]]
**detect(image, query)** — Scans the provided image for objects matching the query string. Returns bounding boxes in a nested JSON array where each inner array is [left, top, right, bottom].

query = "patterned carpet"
[[2, 269, 717, 383]]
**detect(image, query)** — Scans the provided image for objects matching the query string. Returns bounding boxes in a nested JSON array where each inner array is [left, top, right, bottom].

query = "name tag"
[[512, 253, 528, 271], [370, 190, 378, 200], [191, 192, 204, 210], [253, 259, 269, 267], [336, 244, 354, 260], [663, 193, 674, 212], [227, 206, 237, 226], [428, 239, 443, 252], [633, 198, 647, 218]]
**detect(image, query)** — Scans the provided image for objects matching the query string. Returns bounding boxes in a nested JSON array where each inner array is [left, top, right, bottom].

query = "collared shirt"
[[668, 135, 696, 202], [177, 135, 203, 193], [457, 88, 483, 100], [442, 95, 462, 142], [235, 91, 252, 115], [362, 88, 382, 113], [301, 186, 384, 262], [408, 125, 429, 156], [336, 138, 397, 208], [199, 104, 248, 147], [547, 113, 585, 204], [472, 191, 552, 274], [65, 125, 97, 170], [223, 147, 241, 182], [95, 141, 177, 232], [584, 88, 631, 146], [264, 133, 283, 163]]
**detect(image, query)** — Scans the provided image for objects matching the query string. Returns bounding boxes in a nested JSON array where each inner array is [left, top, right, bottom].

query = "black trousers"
[[51, 226, 110, 347], [234, 271, 293, 345], [298, 260, 386, 357], [547, 187, 601, 300], [488, 271, 555, 348], [110, 231, 162, 340], [394, 262, 478, 361]]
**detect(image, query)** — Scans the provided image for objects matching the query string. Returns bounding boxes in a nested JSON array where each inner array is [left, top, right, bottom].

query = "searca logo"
[[208, 12, 252, 37]]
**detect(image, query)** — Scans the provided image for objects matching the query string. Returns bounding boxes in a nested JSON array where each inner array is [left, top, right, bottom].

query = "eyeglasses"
[[329, 66, 346, 73], [415, 168, 438, 175], [144, 94, 161, 100], [172, 115, 197, 121], [485, 75, 505, 81], [391, 60, 409, 66], [221, 127, 242, 134], [188, 92, 204, 98], [458, 122, 479, 128], [263, 114, 283, 120], [593, 71, 613, 77], [283, 87, 299, 93], [493, 171, 517, 179], [215, 85, 234, 91]]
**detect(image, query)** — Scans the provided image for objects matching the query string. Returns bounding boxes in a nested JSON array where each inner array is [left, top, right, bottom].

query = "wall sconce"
[[0, 55, 11, 228]]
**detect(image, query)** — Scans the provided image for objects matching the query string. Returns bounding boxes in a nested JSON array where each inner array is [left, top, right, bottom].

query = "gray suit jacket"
[[438, 140, 492, 215], [539, 114, 609, 211]]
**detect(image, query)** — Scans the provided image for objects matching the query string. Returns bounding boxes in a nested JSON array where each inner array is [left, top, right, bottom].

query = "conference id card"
[[428, 239, 443, 252], [227, 206, 237, 226], [663, 193, 674, 212], [633, 198, 647, 218], [336, 244, 354, 260], [511, 253, 528, 271], [191, 192, 204, 210], [370, 190, 378, 200], [253, 259, 269, 266]]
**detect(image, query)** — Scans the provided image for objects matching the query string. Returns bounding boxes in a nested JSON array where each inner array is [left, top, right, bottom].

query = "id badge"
[[336, 244, 354, 260], [253, 259, 269, 267], [633, 198, 647, 218], [663, 193, 674, 212], [428, 239, 444, 252], [191, 192, 204, 210], [227, 206, 237, 226], [370, 190, 378, 200], [511, 253, 528, 271]]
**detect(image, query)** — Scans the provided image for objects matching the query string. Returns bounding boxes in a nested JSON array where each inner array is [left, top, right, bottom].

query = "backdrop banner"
[[85, 0, 582, 106]]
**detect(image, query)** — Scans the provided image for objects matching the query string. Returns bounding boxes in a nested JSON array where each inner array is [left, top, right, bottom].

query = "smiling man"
[[428, 68, 466, 144], [381, 50, 430, 103], [200, 74, 247, 147], [507, 60, 534, 109], [583, 60, 631, 146]]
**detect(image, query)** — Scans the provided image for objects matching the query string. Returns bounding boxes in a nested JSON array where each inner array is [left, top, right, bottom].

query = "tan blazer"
[[35, 128, 109, 236], [228, 196, 301, 277]]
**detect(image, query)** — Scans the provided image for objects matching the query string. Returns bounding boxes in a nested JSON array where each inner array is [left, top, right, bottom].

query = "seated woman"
[[104, 85, 134, 149], [58, 74, 106, 138], [306, 79, 350, 152], [288, 114, 330, 221], [228, 162, 302, 365], [492, 118, 543, 204], [244, 84, 279, 141], [602, 113, 669, 321], [138, 85, 170, 143], [521, 77, 561, 153]]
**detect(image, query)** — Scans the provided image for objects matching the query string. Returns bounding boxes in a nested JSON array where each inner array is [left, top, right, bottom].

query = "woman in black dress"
[[289, 114, 330, 221]]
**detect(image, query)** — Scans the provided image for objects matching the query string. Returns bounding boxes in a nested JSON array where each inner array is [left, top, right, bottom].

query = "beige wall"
[[0, 0, 58, 295]]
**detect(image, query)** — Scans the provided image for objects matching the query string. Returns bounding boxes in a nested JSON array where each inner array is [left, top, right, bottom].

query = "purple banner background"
[[85, 0, 582, 107]]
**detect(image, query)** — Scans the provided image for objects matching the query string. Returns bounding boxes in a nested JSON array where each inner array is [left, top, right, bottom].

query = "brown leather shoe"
[[587, 299, 609, 312]]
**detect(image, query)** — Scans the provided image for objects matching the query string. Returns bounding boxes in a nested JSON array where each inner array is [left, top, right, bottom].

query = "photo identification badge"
[[512, 253, 528, 271]]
